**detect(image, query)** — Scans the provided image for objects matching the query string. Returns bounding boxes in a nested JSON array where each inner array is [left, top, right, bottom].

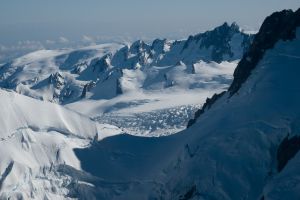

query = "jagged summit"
[[230, 8, 300, 95], [0, 23, 251, 105], [58, 8, 300, 198], [1, 7, 300, 200], [212, 21, 240, 32], [188, 8, 300, 127], [0, 23, 252, 137], [142, 8, 300, 199]]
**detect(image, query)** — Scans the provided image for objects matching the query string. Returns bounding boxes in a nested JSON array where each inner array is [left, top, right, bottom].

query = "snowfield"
[[66, 60, 237, 136], [2, 13, 299, 199], [0, 89, 122, 199], [65, 25, 300, 200], [0, 23, 246, 136]]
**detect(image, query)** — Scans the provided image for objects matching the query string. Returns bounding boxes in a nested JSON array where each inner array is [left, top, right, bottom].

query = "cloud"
[[5, 40, 44, 51], [59, 36, 69, 43], [82, 35, 94, 43], [0, 34, 135, 63], [0, 40, 45, 62], [0, 44, 7, 51], [46, 40, 56, 44]]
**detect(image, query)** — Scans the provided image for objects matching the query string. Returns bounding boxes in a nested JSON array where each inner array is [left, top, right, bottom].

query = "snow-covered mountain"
[[15, 8, 298, 200], [0, 88, 122, 199], [0, 44, 123, 104], [1, 7, 299, 199], [0, 23, 251, 136], [152, 8, 300, 200], [0, 23, 250, 104]]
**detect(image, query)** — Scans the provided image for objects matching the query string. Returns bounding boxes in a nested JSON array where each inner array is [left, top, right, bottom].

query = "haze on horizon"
[[0, 0, 299, 62]]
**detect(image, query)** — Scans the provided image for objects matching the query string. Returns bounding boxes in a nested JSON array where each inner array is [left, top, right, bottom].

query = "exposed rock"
[[129, 40, 150, 54], [72, 62, 88, 74], [151, 38, 167, 54], [277, 135, 300, 172], [229, 8, 300, 95], [48, 72, 64, 89], [116, 78, 123, 95], [183, 22, 252, 63], [91, 54, 111, 74], [187, 91, 226, 128], [179, 185, 197, 200], [81, 81, 96, 98]]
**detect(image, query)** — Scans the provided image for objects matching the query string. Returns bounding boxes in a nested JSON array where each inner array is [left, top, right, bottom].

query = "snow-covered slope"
[[128, 8, 300, 199], [0, 44, 123, 104], [67, 60, 237, 136], [0, 23, 250, 136], [0, 88, 122, 199], [0, 23, 250, 104], [0, 8, 299, 200], [44, 8, 300, 200], [157, 32, 300, 200]]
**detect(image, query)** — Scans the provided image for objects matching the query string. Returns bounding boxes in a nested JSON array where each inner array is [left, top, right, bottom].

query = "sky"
[[0, 0, 299, 62]]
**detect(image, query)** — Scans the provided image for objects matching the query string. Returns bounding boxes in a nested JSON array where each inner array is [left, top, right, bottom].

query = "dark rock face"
[[179, 185, 197, 200], [129, 40, 150, 55], [48, 72, 64, 89], [199, 23, 242, 62], [277, 135, 300, 172], [229, 8, 300, 95], [112, 22, 252, 69], [188, 8, 300, 128], [91, 54, 111, 74], [111, 46, 129, 67], [182, 22, 252, 63], [72, 62, 88, 74], [187, 91, 226, 128], [81, 81, 96, 98], [116, 78, 123, 95], [151, 39, 167, 54]]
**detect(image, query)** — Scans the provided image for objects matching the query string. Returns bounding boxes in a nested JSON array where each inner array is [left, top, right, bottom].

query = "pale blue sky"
[[0, 0, 299, 46]]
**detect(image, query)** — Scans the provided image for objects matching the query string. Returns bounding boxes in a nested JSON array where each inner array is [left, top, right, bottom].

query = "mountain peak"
[[216, 22, 240, 32], [230, 22, 240, 31], [229, 8, 300, 95], [129, 40, 149, 54]]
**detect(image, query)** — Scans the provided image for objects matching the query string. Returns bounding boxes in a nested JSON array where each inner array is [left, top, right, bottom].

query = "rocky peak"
[[187, 8, 300, 128], [151, 39, 167, 53], [230, 22, 240, 32], [48, 72, 64, 89], [81, 81, 96, 98], [180, 22, 251, 63], [195, 22, 241, 43], [229, 8, 300, 95], [91, 53, 111, 74], [218, 22, 240, 33], [129, 40, 150, 54]]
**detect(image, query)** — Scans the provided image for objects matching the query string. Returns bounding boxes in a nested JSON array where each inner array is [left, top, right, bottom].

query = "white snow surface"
[[114, 28, 300, 199], [0, 24, 258, 198], [66, 60, 237, 136], [0, 25, 249, 136], [0, 43, 122, 103], [0, 41, 239, 136], [0, 88, 122, 199], [42, 28, 300, 199], [0, 27, 297, 200]]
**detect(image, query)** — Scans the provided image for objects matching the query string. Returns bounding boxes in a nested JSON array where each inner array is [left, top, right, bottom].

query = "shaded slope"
[[0, 89, 122, 199], [71, 8, 300, 200], [229, 8, 300, 95]]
